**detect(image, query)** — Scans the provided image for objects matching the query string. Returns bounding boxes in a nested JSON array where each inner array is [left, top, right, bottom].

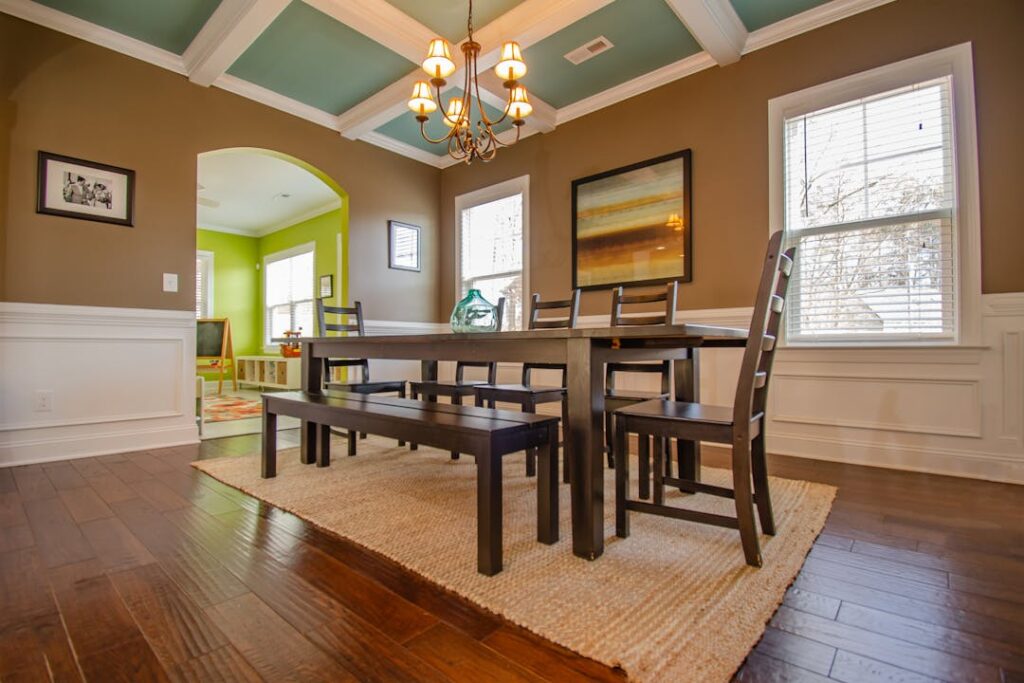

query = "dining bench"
[[261, 390, 560, 575]]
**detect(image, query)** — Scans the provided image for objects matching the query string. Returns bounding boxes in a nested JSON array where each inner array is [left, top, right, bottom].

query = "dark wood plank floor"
[[0, 432, 1021, 682]]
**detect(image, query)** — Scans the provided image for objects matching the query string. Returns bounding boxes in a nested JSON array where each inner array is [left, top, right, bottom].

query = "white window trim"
[[196, 250, 214, 319], [768, 42, 982, 347], [454, 175, 530, 330], [262, 241, 316, 352]]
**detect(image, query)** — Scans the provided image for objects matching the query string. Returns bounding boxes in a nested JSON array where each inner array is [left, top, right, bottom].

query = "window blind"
[[195, 253, 212, 318], [459, 193, 524, 329], [783, 76, 956, 342], [264, 248, 314, 344]]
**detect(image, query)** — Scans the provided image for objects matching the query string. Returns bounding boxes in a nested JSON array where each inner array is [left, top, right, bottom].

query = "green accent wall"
[[196, 230, 260, 372]]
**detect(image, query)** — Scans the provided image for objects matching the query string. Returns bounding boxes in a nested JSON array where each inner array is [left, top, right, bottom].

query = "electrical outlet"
[[34, 390, 53, 412], [163, 273, 178, 292]]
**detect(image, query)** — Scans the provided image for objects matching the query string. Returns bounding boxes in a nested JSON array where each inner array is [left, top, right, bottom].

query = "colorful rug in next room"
[[203, 394, 263, 423], [193, 436, 836, 682]]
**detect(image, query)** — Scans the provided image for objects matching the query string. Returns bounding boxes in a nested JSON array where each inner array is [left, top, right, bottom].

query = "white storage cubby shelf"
[[236, 356, 302, 390]]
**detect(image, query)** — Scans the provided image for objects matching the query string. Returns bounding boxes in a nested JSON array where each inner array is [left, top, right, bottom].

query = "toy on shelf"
[[280, 329, 302, 357]]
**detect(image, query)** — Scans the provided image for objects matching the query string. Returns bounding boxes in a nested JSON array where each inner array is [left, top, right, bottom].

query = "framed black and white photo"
[[388, 220, 421, 272], [319, 274, 334, 299], [37, 151, 135, 226]]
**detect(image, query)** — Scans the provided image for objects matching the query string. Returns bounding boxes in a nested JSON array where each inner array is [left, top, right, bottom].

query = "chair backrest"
[[316, 298, 370, 382], [732, 231, 796, 431], [523, 290, 580, 386], [610, 282, 678, 327], [454, 297, 505, 384], [604, 361, 670, 395]]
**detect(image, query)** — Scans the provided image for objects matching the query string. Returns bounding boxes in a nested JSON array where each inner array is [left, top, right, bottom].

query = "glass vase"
[[450, 289, 499, 333]]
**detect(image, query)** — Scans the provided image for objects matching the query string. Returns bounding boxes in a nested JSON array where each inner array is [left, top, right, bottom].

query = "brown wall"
[[440, 0, 1024, 316], [0, 15, 442, 321]]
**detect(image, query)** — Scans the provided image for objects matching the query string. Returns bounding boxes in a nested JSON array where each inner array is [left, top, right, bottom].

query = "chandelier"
[[407, 0, 533, 164]]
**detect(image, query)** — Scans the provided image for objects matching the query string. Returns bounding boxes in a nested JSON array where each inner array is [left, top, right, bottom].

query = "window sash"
[[263, 245, 314, 346]]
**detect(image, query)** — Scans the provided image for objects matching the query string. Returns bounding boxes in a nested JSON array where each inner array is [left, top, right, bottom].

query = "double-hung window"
[[264, 243, 315, 346], [455, 176, 529, 330], [195, 251, 213, 318], [770, 44, 980, 345]]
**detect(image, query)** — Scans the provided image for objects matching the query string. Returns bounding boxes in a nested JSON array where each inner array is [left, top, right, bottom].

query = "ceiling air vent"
[[564, 36, 614, 65]]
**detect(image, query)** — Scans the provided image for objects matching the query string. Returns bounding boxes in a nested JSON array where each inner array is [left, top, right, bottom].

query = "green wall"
[[197, 208, 345, 372]]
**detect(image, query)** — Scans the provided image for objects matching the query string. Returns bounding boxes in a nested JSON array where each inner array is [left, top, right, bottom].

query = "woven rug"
[[194, 437, 835, 681], [203, 394, 263, 423]]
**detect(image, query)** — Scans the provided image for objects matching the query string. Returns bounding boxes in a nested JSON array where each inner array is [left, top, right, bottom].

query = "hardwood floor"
[[0, 433, 1021, 682]]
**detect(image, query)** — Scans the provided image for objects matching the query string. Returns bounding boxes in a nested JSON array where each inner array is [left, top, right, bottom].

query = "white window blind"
[[783, 76, 956, 343], [195, 252, 213, 318], [459, 192, 524, 329], [264, 246, 314, 345]]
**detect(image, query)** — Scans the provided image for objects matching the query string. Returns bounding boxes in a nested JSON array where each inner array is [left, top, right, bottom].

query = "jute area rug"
[[194, 436, 835, 681]]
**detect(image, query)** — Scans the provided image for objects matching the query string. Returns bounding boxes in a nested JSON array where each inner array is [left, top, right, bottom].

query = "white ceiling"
[[196, 149, 341, 236]]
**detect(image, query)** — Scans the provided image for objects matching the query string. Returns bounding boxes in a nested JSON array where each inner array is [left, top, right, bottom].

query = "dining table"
[[295, 323, 748, 561]]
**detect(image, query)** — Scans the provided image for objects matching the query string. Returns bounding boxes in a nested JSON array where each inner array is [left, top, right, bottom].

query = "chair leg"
[[652, 437, 665, 506], [477, 450, 502, 576], [409, 389, 419, 450], [662, 438, 672, 478], [604, 411, 614, 469], [537, 422, 559, 544], [475, 392, 485, 408], [450, 395, 462, 460], [614, 415, 629, 538], [638, 435, 650, 500], [732, 439, 763, 567], [524, 398, 537, 478], [751, 432, 775, 535], [560, 397, 570, 483], [396, 385, 406, 447]]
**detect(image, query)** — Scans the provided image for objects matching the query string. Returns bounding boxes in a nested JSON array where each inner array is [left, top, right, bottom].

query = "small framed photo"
[[37, 151, 135, 226], [388, 220, 421, 272], [319, 274, 334, 298]]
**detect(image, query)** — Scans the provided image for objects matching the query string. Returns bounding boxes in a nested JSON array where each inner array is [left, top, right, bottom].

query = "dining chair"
[[603, 282, 678, 486], [408, 297, 505, 458], [317, 298, 407, 454], [612, 231, 795, 567], [473, 290, 580, 482]]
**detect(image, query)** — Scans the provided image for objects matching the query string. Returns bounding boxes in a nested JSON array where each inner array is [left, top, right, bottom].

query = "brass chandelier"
[[407, 0, 533, 164]]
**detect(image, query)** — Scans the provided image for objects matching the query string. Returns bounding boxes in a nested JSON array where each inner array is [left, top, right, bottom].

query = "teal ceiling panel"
[[730, 0, 832, 31], [34, 0, 220, 54], [386, 0, 525, 43], [227, 1, 413, 114], [376, 89, 515, 156], [519, 0, 702, 109]]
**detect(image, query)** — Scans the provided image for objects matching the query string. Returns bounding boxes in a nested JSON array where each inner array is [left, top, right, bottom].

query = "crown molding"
[[743, 0, 897, 54], [0, 0, 186, 74], [212, 74, 340, 130], [197, 223, 255, 237], [256, 200, 342, 236], [360, 132, 449, 168]]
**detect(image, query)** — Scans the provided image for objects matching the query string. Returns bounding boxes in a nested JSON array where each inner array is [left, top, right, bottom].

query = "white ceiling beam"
[[300, 0, 435, 63], [663, 0, 747, 66], [183, 0, 290, 87], [334, 0, 613, 139]]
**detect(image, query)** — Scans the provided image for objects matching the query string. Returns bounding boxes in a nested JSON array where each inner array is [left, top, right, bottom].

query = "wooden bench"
[[261, 391, 560, 575]]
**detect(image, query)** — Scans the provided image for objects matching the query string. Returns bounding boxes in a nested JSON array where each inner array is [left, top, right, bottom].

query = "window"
[[264, 243, 315, 346], [195, 251, 213, 318], [769, 44, 980, 346], [455, 176, 529, 329]]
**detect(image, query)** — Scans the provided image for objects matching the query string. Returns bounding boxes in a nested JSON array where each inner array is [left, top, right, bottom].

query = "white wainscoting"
[[0, 302, 199, 466]]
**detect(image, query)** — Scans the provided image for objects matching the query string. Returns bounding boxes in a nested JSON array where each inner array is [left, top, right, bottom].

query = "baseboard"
[[0, 422, 199, 467]]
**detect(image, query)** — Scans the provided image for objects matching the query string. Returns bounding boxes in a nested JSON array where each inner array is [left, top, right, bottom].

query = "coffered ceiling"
[[1, 0, 895, 168]]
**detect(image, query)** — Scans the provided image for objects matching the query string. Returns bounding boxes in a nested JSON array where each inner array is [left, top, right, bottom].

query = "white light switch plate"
[[163, 273, 178, 292]]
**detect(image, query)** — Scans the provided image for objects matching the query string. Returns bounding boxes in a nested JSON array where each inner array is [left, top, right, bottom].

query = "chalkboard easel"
[[197, 318, 237, 395]]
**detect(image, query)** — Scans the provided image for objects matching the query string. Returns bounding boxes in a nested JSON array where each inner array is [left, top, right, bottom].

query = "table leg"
[[300, 342, 323, 466], [421, 360, 438, 383], [567, 338, 605, 560], [674, 348, 701, 482], [261, 406, 277, 478]]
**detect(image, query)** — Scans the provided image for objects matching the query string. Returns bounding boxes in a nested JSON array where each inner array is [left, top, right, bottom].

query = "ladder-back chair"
[[612, 231, 795, 567]]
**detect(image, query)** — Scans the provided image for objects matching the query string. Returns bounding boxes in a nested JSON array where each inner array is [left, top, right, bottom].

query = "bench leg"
[[653, 436, 665, 505], [537, 423, 559, 545], [317, 423, 331, 468], [477, 451, 502, 576], [347, 430, 357, 457], [301, 421, 317, 465], [409, 388, 419, 450], [396, 385, 406, 447], [450, 394, 462, 460], [638, 435, 651, 500], [261, 409, 277, 478]]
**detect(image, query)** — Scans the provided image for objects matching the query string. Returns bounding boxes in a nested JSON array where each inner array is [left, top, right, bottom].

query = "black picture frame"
[[571, 149, 692, 290], [319, 274, 334, 299], [36, 151, 135, 226], [388, 220, 421, 272]]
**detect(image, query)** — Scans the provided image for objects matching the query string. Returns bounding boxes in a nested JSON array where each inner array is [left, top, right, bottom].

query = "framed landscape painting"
[[36, 151, 135, 226], [572, 149, 691, 290]]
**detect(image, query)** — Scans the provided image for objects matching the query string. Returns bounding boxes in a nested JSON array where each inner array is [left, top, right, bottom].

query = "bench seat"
[[261, 390, 560, 575]]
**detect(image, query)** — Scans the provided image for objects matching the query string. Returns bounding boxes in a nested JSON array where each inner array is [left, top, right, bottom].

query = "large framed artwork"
[[572, 149, 691, 290], [36, 151, 135, 226]]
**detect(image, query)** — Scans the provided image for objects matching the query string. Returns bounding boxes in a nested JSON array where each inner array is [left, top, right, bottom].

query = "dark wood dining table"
[[296, 324, 748, 561]]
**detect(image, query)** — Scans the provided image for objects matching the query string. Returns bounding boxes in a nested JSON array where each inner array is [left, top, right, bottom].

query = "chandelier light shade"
[[407, 0, 533, 164]]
